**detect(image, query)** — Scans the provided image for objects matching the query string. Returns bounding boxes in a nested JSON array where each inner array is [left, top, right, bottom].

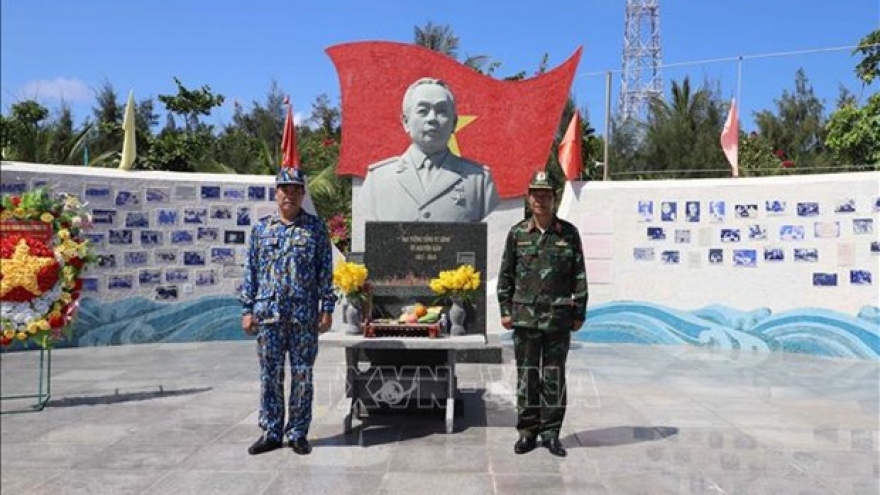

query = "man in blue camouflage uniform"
[[241, 168, 336, 456], [497, 170, 588, 457]]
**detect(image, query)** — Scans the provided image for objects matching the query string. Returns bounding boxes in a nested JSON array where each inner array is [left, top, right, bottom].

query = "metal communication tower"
[[619, 0, 662, 122]]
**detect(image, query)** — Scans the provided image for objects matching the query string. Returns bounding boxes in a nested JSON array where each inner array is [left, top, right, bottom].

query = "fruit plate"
[[364, 320, 441, 339]]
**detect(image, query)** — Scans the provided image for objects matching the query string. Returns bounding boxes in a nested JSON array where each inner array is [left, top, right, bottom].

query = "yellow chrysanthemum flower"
[[429, 264, 481, 302], [333, 261, 369, 302]]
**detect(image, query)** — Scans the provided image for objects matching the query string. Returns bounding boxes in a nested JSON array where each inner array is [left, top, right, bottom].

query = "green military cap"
[[528, 170, 555, 190]]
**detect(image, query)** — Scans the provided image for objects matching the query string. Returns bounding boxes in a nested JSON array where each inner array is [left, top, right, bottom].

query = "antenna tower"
[[619, 0, 662, 122]]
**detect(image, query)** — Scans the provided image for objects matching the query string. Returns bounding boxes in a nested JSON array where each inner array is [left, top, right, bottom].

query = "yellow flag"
[[119, 90, 136, 170]]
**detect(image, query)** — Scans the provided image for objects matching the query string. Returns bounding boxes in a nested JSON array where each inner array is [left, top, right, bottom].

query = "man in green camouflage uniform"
[[497, 170, 588, 457]]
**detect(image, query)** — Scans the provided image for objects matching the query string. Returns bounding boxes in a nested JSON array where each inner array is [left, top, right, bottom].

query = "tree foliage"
[[824, 29, 880, 168], [753, 69, 832, 171], [3, 25, 877, 248]]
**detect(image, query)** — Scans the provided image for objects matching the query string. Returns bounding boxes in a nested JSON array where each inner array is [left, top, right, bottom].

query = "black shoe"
[[289, 437, 312, 455], [248, 436, 282, 455], [543, 438, 567, 457], [514, 436, 537, 454]]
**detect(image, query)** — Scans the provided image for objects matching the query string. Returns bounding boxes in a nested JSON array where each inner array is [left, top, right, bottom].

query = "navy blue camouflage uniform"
[[241, 209, 336, 443], [498, 214, 588, 441]]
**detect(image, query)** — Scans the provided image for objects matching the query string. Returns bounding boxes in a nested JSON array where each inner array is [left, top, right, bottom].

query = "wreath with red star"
[[0, 187, 96, 349]]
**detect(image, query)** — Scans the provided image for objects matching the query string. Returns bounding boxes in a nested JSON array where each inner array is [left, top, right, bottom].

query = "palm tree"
[[413, 22, 498, 74], [641, 77, 726, 177], [414, 22, 460, 58]]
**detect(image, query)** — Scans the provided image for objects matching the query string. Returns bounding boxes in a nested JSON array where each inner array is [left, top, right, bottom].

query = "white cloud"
[[19, 78, 93, 102]]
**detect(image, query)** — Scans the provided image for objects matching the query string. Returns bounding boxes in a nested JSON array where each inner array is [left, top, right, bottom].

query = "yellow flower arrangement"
[[429, 264, 481, 304], [1, 187, 96, 349], [332, 261, 370, 307]]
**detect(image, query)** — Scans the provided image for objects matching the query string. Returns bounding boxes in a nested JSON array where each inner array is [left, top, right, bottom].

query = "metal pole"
[[736, 56, 743, 111], [603, 71, 612, 181]]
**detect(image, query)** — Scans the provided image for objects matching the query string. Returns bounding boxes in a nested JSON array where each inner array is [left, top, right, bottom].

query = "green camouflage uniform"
[[497, 183, 588, 441]]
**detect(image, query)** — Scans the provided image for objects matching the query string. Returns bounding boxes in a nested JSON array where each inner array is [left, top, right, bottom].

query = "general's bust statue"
[[359, 77, 499, 222]]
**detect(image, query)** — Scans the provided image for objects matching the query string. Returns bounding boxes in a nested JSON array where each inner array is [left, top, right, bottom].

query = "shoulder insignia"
[[367, 156, 400, 171]]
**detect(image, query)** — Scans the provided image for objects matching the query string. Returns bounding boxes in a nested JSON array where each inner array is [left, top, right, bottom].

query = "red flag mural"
[[558, 110, 583, 181], [281, 96, 300, 168], [327, 41, 582, 198]]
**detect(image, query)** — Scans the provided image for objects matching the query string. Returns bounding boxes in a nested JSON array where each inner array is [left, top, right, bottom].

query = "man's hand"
[[572, 319, 583, 332], [242, 314, 256, 335], [501, 316, 513, 330], [318, 312, 332, 334]]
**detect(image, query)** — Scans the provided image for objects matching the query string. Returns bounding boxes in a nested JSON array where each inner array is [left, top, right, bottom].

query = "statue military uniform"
[[360, 145, 499, 222]]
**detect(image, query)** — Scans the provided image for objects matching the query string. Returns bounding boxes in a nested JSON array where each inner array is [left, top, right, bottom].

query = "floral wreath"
[[0, 187, 96, 349]]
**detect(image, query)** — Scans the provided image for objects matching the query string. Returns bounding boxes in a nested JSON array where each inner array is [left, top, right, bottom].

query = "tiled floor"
[[1, 340, 877, 494]]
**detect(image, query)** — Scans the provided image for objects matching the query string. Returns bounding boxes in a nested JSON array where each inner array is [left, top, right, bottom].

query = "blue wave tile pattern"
[[578, 301, 879, 360], [69, 296, 245, 346], [61, 297, 879, 360]]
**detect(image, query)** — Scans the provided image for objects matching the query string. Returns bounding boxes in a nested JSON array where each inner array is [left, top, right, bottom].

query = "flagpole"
[[736, 56, 742, 111], [736, 56, 742, 178], [603, 71, 611, 181]]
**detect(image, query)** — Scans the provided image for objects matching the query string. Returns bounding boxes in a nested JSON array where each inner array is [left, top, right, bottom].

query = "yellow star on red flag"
[[448, 115, 477, 157]]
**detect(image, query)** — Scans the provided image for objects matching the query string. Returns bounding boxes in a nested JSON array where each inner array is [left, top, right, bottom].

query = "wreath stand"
[[0, 347, 52, 414]]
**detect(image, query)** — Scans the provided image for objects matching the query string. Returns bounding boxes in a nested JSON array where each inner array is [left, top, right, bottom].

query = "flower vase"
[[342, 299, 363, 335], [448, 297, 467, 336]]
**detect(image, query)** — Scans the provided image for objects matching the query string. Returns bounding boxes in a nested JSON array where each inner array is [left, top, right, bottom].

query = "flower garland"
[[0, 187, 96, 349]]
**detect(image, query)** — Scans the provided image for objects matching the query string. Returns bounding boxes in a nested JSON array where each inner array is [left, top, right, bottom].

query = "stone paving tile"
[[379, 472, 494, 495], [18, 469, 170, 495], [1, 341, 877, 494], [0, 469, 65, 495], [494, 473, 611, 495], [140, 470, 276, 495], [264, 471, 386, 495]]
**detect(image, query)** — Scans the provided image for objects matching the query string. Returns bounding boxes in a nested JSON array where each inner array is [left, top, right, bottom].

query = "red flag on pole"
[[558, 110, 583, 181], [326, 41, 581, 198], [281, 96, 300, 168], [720, 98, 739, 178]]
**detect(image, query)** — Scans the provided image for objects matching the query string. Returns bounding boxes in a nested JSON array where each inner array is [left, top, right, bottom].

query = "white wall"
[[5, 162, 876, 340], [559, 172, 880, 314], [0, 162, 342, 304], [354, 171, 878, 340]]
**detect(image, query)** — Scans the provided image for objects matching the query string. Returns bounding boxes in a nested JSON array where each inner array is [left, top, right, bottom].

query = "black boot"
[[543, 438, 567, 457], [514, 436, 537, 454], [248, 436, 282, 455], [289, 437, 312, 455]]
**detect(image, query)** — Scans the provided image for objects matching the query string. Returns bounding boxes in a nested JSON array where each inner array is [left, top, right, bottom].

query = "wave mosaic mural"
[[2, 163, 878, 361], [577, 301, 879, 360], [66, 295, 880, 361]]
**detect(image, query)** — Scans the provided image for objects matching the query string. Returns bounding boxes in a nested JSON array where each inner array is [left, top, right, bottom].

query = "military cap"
[[276, 167, 306, 186], [528, 170, 555, 190]]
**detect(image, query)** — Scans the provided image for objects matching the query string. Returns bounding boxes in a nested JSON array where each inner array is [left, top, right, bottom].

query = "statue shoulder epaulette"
[[367, 156, 400, 171]]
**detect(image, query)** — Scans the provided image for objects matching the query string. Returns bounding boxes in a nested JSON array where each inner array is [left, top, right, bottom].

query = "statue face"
[[403, 83, 456, 155]]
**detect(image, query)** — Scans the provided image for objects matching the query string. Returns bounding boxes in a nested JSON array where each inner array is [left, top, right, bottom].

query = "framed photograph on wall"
[[637, 201, 653, 222], [812, 273, 838, 287], [733, 249, 757, 267], [633, 247, 655, 261]]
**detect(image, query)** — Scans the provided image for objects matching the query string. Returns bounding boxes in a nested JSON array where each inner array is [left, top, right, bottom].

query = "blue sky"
[[2, 0, 877, 135]]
